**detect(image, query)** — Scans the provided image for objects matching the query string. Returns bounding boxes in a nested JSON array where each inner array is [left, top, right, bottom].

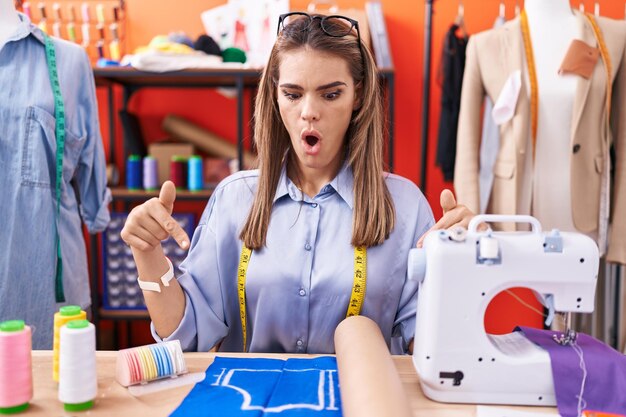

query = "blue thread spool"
[[187, 156, 204, 191], [126, 155, 141, 190], [142, 156, 158, 191]]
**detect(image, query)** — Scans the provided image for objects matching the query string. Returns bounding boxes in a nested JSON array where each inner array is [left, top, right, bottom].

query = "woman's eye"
[[324, 91, 341, 100], [282, 91, 300, 101]]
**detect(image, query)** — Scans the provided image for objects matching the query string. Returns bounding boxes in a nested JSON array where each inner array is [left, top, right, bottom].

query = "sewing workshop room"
[[3, 0, 626, 414]]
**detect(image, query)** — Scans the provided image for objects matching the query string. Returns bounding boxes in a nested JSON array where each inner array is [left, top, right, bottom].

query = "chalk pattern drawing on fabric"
[[170, 356, 342, 417]]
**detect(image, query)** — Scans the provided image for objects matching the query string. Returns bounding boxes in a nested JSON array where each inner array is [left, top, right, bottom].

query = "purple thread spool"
[[142, 156, 158, 190]]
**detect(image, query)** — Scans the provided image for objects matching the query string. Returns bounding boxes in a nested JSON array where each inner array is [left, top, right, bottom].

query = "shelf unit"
[[110, 187, 214, 201], [17, 0, 127, 64]]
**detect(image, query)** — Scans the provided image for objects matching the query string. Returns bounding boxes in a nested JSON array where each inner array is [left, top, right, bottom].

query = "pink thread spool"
[[0, 320, 33, 414]]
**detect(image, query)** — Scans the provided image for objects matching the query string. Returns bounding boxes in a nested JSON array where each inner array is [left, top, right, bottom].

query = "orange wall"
[[110, 0, 626, 210], [98, 0, 626, 336]]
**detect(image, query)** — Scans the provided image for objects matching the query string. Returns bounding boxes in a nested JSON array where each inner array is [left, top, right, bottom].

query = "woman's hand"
[[120, 181, 189, 338], [416, 189, 475, 248], [121, 181, 190, 252]]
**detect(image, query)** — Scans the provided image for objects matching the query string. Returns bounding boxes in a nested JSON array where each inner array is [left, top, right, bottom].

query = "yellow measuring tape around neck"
[[520, 11, 612, 160], [237, 244, 367, 352]]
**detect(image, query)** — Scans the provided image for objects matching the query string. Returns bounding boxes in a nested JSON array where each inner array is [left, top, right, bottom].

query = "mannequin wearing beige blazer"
[[454, 11, 626, 265]]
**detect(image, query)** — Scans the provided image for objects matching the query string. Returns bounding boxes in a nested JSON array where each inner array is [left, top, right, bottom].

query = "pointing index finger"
[[160, 214, 190, 250]]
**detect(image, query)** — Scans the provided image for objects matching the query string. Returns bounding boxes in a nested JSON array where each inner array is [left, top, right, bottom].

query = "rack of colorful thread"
[[102, 212, 195, 310], [126, 154, 206, 192], [15, 0, 126, 64]]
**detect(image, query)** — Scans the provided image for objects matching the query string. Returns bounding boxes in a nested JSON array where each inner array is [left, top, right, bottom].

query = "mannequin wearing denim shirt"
[[152, 164, 434, 354], [0, 13, 111, 349]]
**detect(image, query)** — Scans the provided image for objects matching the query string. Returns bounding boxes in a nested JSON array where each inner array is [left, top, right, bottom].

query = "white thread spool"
[[58, 320, 97, 412], [0, 321, 32, 414], [479, 236, 499, 259]]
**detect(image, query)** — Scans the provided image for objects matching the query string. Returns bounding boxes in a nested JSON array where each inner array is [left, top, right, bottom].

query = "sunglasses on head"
[[276, 12, 362, 50]]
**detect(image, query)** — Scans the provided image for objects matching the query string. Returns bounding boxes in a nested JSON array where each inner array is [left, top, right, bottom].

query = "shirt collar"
[[6, 13, 42, 46], [328, 162, 354, 209], [273, 165, 290, 203], [273, 162, 354, 209]]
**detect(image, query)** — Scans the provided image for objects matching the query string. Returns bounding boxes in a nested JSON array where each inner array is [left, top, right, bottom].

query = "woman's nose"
[[300, 96, 320, 122]]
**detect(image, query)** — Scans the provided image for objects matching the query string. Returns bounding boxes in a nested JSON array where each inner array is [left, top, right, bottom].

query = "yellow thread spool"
[[109, 39, 121, 61], [53, 306, 86, 382]]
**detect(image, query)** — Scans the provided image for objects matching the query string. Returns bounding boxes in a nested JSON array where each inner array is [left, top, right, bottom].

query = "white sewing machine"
[[408, 214, 599, 406]]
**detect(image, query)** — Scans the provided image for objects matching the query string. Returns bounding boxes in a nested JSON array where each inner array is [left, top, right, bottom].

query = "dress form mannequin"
[[0, 0, 21, 46], [522, 0, 580, 233], [455, 0, 626, 264], [0, 1, 112, 348]]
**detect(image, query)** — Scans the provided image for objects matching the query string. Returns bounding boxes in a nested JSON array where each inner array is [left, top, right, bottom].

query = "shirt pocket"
[[21, 105, 85, 189], [492, 160, 515, 179]]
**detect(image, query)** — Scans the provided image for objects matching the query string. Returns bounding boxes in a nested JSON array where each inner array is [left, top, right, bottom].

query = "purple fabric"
[[517, 326, 626, 417]]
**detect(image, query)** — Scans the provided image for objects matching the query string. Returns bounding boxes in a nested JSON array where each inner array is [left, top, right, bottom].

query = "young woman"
[[121, 13, 473, 354]]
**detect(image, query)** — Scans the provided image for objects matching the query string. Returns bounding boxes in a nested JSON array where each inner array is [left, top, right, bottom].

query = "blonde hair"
[[240, 15, 394, 249]]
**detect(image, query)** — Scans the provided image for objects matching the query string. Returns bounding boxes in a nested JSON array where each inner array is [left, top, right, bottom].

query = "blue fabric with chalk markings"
[[170, 356, 342, 416]]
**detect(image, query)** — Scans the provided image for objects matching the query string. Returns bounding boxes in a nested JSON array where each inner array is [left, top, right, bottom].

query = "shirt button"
[[311, 203, 318, 208], [304, 243, 312, 251], [299, 288, 306, 296], [296, 339, 303, 346], [573, 144, 581, 153]]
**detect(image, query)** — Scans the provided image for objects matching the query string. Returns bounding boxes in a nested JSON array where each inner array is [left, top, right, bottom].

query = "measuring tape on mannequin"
[[43, 33, 67, 303], [237, 245, 367, 351], [519, 11, 612, 160], [583, 13, 613, 255], [520, 11, 613, 253]]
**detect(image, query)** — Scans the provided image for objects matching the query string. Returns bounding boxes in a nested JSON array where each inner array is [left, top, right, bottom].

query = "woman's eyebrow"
[[278, 81, 348, 91]]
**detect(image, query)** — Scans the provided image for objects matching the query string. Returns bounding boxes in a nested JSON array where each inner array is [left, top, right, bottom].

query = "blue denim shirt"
[[152, 164, 434, 354], [0, 14, 111, 349]]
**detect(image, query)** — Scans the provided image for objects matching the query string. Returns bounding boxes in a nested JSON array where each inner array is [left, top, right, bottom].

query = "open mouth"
[[300, 130, 322, 155], [305, 135, 319, 147]]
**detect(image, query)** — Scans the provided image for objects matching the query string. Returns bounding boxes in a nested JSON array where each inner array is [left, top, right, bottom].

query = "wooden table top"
[[22, 351, 557, 416]]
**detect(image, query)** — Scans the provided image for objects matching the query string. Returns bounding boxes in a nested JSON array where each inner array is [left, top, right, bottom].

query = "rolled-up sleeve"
[[75, 52, 111, 233]]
